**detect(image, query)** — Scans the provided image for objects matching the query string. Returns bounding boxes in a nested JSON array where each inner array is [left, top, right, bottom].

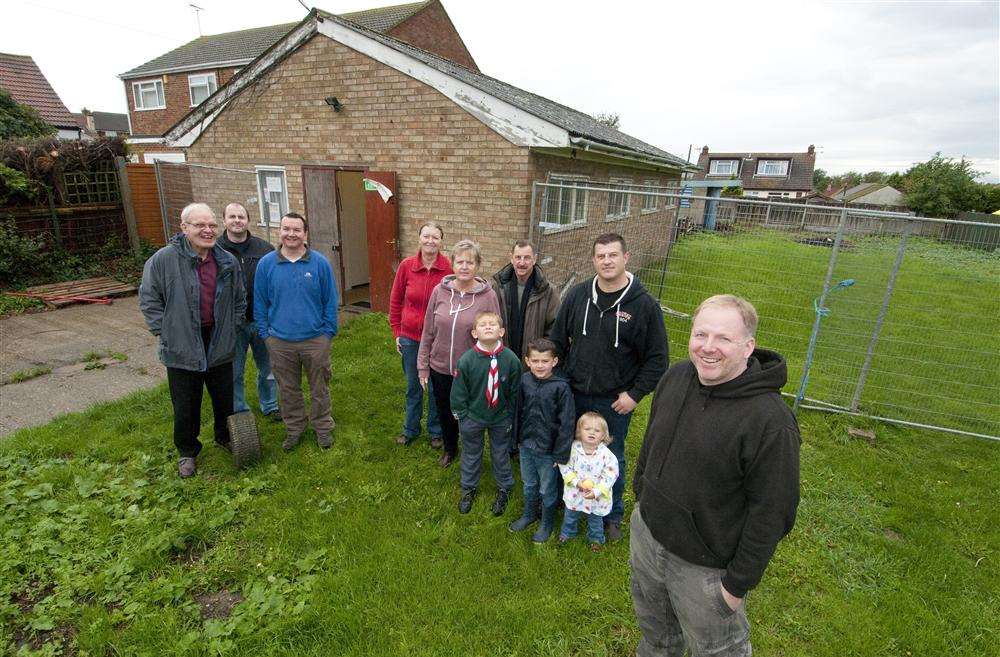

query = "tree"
[[812, 168, 829, 191], [594, 112, 620, 130], [0, 89, 54, 140], [862, 171, 888, 183], [903, 153, 985, 218]]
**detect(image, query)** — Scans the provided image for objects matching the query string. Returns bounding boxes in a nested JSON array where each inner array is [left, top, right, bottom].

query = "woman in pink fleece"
[[418, 239, 501, 468]]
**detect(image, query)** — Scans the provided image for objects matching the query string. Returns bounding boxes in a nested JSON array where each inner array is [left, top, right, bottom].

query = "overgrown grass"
[[0, 294, 44, 317], [636, 229, 1000, 437], [1, 314, 997, 656]]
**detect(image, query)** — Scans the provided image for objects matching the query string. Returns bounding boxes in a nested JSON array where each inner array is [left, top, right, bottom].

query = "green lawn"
[[2, 314, 998, 656], [636, 229, 1000, 438]]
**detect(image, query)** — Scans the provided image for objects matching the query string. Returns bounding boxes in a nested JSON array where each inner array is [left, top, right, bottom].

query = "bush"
[[0, 218, 47, 286]]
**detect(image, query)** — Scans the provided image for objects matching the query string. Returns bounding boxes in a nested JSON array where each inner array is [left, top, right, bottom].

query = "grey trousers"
[[629, 506, 751, 657], [458, 416, 514, 491], [266, 335, 334, 439]]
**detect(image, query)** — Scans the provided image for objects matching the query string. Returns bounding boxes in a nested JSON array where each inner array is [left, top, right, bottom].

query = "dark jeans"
[[166, 357, 234, 458], [519, 446, 559, 510], [429, 368, 459, 456], [399, 336, 441, 439], [546, 392, 632, 524], [233, 321, 278, 414]]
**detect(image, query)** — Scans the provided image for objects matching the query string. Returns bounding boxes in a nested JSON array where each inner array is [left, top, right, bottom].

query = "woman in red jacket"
[[389, 222, 453, 447]]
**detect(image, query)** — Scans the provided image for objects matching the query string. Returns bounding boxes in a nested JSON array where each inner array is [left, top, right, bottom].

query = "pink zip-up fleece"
[[417, 275, 501, 379]]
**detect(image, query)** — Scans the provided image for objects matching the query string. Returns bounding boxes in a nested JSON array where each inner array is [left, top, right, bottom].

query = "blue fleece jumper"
[[254, 248, 338, 341]]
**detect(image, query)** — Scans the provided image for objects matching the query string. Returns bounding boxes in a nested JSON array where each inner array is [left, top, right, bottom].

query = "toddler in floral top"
[[558, 412, 619, 551]]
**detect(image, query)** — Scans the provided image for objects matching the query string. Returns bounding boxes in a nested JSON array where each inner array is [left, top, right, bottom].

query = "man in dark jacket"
[[491, 240, 561, 360], [550, 233, 668, 541], [630, 294, 800, 656], [139, 203, 246, 478], [217, 202, 278, 420]]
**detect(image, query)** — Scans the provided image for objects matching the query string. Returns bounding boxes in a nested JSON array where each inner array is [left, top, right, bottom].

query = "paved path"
[[0, 296, 370, 438], [0, 296, 164, 437]]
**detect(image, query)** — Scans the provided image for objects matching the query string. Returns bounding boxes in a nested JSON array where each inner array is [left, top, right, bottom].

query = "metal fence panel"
[[154, 162, 263, 241], [530, 181, 1000, 441]]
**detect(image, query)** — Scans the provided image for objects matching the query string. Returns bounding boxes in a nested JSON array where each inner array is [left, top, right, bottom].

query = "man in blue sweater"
[[254, 212, 339, 450]]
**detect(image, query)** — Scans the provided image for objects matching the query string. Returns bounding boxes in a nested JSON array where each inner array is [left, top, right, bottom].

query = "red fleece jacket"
[[388, 251, 453, 341]]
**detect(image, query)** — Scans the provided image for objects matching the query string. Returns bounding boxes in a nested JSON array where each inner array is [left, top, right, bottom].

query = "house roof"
[[120, 2, 431, 78], [88, 111, 130, 134], [0, 53, 79, 129], [695, 147, 816, 192], [165, 11, 687, 169]]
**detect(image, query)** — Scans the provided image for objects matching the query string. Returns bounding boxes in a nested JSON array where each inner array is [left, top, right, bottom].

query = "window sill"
[[604, 213, 628, 222], [134, 106, 166, 112], [641, 208, 659, 215], [540, 222, 587, 235]]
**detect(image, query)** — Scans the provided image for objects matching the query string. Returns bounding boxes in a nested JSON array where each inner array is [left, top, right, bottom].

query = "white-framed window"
[[606, 178, 631, 219], [132, 80, 165, 110], [708, 159, 739, 176], [188, 73, 218, 106], [756, 160, 789, 176], [642, 180, 659, 213], [541, 175, 589, 228], [767, 191, 792, 199], [256, 167, 288, 226]]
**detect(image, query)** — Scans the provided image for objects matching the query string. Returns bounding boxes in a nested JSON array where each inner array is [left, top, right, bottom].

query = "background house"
[[72, 109, 131, 139], [695, 145, 816, 199], [158, 9, 691, 311], [832, 182, 906, 206], [119, 0, 477, 163], [0, 52, 82, 139]]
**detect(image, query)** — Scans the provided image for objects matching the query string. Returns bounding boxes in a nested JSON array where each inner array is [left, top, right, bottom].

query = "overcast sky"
[[4, 0, 998, 181]]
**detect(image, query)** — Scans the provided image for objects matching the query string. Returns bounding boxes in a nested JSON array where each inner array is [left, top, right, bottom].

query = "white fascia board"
[[168, 105, 225, 147], [125, 136, 166, 144], [119, 59, 254, 80], [315, 19, 568, 148]]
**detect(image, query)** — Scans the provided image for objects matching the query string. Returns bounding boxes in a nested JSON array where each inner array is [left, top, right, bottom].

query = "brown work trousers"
[[266, 335, 334, 439]]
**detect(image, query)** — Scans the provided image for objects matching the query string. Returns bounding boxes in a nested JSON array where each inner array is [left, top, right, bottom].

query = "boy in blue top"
[[254, 212, 339, 451], [509, 337, 575, 542], [451, 311, 522, 516]]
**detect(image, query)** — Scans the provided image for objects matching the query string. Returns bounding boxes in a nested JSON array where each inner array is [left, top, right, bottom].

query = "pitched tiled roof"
[[315, 11, 688, 166], [695, 147, 817, 192], [0, 53, 78, 129], [120, 2, 431, 78], [89, 111, 130, 134]]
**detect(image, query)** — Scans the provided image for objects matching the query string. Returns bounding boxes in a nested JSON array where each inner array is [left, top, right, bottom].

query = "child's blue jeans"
[[519, 447, 559, 510], [560, 509, 606, 544]]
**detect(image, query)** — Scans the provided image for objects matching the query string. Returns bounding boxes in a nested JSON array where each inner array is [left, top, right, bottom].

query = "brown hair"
[[593, 232, 626, 255], [419, 222, 444, 240], [692, 294, 759, 337], [511, 239, 535, 254], [525, 337, 557, 358], [451, 239, 482, 266], [576, 412, 611, 445], [281, 212, 308, 232]]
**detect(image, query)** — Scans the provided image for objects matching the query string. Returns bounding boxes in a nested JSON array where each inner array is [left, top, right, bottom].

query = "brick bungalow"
[[119, 0, 477, 163], [161, 8, 692, 311]]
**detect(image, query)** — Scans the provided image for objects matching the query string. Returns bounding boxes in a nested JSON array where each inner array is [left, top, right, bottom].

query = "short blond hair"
[[692, 294, 758, 337], [451, 239, 482, 266], [473, 311, 503, 328], [576, 412, 611, 445]]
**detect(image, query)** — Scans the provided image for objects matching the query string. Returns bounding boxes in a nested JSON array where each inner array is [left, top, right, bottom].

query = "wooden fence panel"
[[125, 164, 165, 246]]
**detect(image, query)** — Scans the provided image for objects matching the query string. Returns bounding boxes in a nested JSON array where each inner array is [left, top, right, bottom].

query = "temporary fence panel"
[[154, 162, 264, 242], [530, 181, 1000, 441]]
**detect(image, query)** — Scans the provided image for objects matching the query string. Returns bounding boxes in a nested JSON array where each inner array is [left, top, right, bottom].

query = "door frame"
[[301, 164, 368, 300]]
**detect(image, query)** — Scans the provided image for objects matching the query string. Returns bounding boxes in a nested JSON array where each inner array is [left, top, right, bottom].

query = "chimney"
[[807, 144, 815, 155], [81, 108, 96, 133], [701, 146, 709, 154]]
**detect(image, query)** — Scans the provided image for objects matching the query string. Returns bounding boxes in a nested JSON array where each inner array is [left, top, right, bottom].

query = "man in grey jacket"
[[139, 203, 246, 478]]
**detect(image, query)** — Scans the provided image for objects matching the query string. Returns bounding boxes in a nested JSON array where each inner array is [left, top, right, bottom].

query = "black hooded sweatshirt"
[[549, 274, 668, 402], [633, 349, 800, 598]]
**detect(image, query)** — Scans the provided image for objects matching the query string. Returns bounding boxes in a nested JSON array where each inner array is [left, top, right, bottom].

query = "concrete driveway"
[[0, 296, 165, 437]]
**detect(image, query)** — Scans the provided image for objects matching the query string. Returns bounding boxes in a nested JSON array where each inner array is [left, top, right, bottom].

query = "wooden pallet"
[[20, 276, 137, 308]]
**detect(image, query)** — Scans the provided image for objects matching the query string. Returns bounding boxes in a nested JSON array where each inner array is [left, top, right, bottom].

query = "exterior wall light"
[[325, 96, 343, 112]]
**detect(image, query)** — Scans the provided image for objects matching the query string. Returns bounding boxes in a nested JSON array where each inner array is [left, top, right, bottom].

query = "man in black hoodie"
[[550, 233, 668, 542], [630, 295, 800, 656], [217, 202, 279, 420]]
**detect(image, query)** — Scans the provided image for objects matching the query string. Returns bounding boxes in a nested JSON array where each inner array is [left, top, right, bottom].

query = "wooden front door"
[[363, 172, 398, 313], [302, 167, 344, 298]]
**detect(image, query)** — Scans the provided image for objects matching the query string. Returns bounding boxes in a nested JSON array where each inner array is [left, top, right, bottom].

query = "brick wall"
[[528, 153, 681, 292], [124, 67, 239, 137], [184, 35, 532, 275], [388, 0, 479, 72]]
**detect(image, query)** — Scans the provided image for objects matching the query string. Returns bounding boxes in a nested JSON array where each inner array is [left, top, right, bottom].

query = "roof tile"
[[0, 52, 78, 129]]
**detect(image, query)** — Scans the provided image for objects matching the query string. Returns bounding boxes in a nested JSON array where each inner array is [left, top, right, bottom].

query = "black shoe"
[[216, 441, 232, 453], [265, 410, 282, 422], [532, 505, 558, 543], [491, 488, 510, 517], [458, 488, 477, 514], [604, 520, 623, 542]]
